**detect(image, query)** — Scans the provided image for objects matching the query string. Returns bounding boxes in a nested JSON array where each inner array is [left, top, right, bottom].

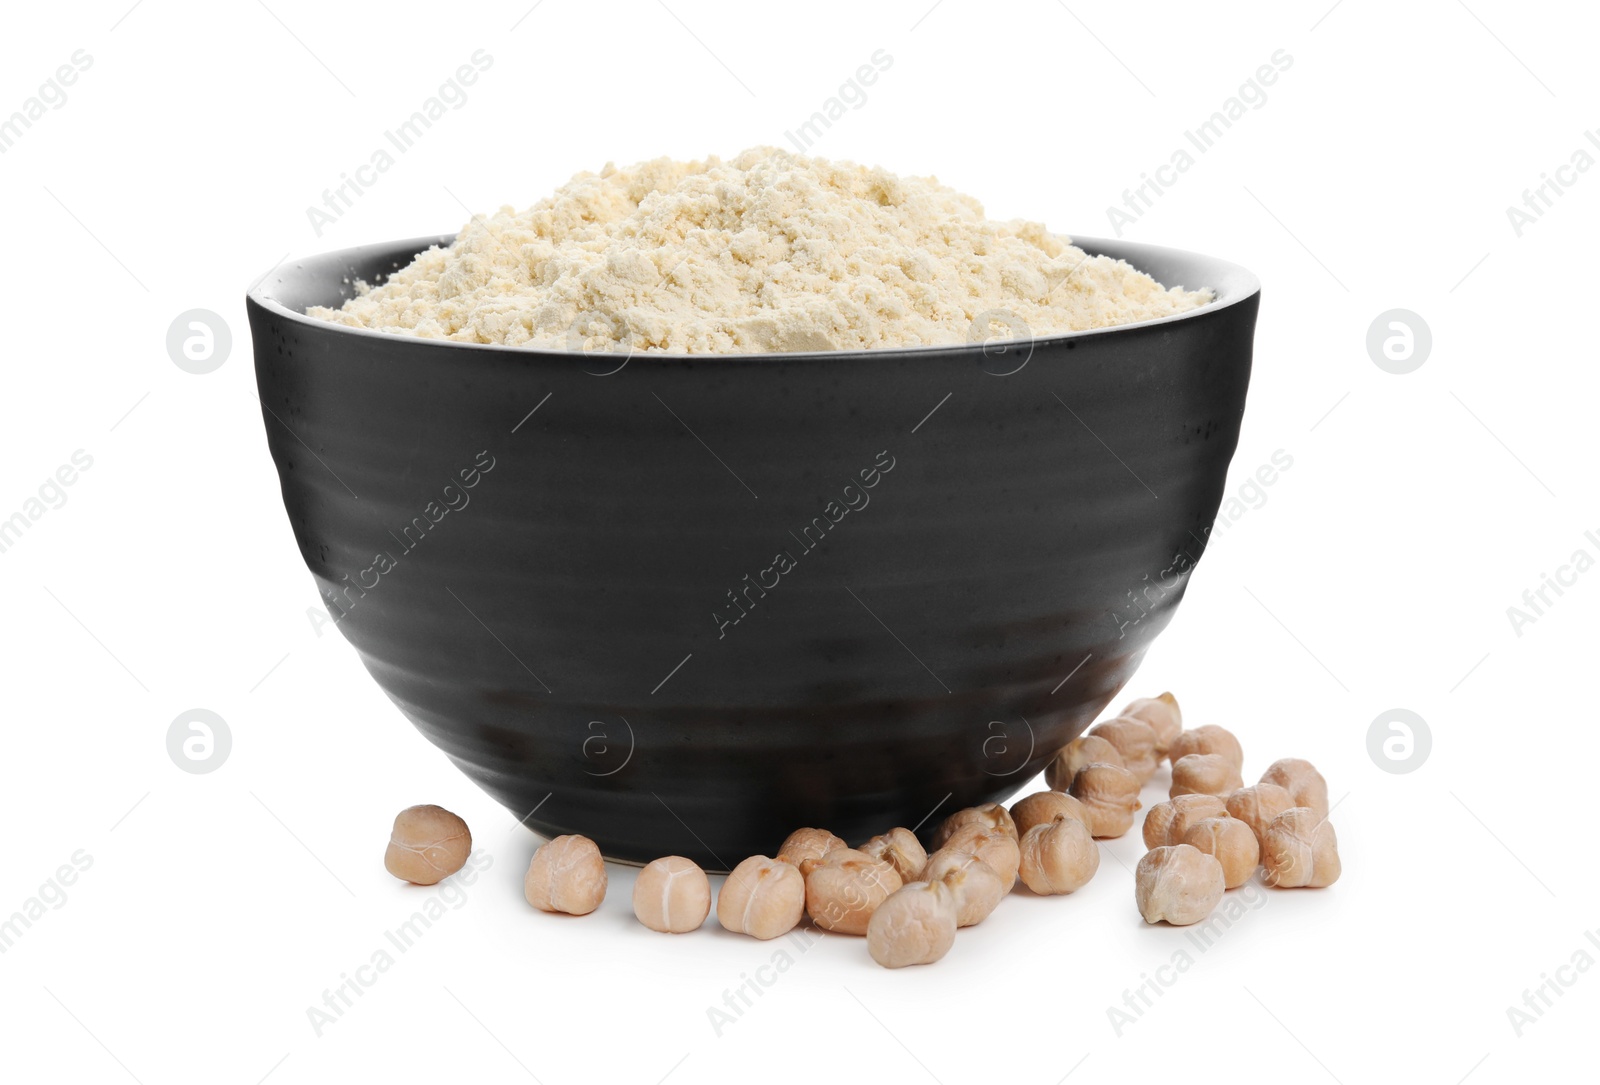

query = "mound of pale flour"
[[308, 148, 1210, 353]]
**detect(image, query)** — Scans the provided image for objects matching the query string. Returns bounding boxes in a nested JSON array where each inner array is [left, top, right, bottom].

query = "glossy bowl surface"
[[247, 234, 1259, 867]]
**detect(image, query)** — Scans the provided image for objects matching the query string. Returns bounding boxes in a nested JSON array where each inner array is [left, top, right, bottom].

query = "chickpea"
[[1068, 762, 1142, 838], [1088, 716, 1160, 782], [1182, 816, 1259, 889], [1260, 758, 1330, 820], [776, 827, 847, 874], [859, 827, 928, 882], [1141, 793, 1228, 850], [632, 856, 711, 933], [933, 803, 1018, 847], [716, 855, 805, 940], [1120, 692, 1182, 757], [1135, 844, 1226, 926], [1167, 725, 1244, 772], [919, 848, 1006, 926], [867, 881, 959, 969], [524, 834, 607, 915], [1045, 734, 1124, 791], [1261, 808, 1341, 888], [1011, 790, 1093, 837], [1226, 783, 1294, 846], [940, 824, 1021, 887], [1170, 753, 1245, 799], [383, 804, 472, 886], [1018, 815, 1099, 895], [803, 849, 902, 935]]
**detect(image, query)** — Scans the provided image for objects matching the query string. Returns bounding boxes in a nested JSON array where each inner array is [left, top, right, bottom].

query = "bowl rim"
[[246, 232, 1261, 364]]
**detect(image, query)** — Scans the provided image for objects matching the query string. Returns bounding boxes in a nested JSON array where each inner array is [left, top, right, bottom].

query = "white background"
[[2, 1, 1595, 1082]]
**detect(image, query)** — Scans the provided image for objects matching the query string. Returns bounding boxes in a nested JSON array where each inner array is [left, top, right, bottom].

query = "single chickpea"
[[1182, 816, 1260, 889], [1261, 808, 1341, 888], [1226, 783, 1294, 846], [1045, 734, 1124, 791], [1259, 758, 1330, 819], [803, 849, 903, 935], [859, 827, 928, 883], [1088, 716, 1160, 782], [933, 803, 1018, 847], [1170, 753, 1245, 798], [1018, 815, 1099, 895], [1120, 692, 1182, 757], [383, 805, 472, 885], [867, 881, 959, 969], [1135, 844, 1226, 925], [1141, 793, 1229, 850], [1068, 762, 1142, 838], [919, 848, 1006, 926], [716, 855, 805, 940], [524, 834, 607, 916], [776, 827, 847, 875], [940, 824, 1021, 887], [1011, 790, 1093, 837], [632, 856, 711, 933], [1167, 725, 1245, 772]]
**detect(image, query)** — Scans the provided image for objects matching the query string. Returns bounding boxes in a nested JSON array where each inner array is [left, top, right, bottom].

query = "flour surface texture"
[[309, 148, 1211, 353]]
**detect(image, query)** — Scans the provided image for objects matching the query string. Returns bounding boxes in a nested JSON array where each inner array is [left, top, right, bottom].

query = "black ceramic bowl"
[[247, 235, 1258, 867]]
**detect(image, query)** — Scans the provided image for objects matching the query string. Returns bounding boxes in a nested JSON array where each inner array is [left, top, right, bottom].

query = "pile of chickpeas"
[[381, 692, 1340, 968]]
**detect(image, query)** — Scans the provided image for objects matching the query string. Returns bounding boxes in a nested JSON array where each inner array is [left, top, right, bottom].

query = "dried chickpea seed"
[[1045, 734, 1124, 791], [1226, 783, 1294, 846], [1167, 725, 1245, 772], [1141, 793, 1229, 850], [1261, 808, 1341, 888], [803, 849, 902, 935], [776, 827, 847, 874], [632, 856, 711, 933], [1260, 758, 1330, 820], [1135, 844, 1226, 925], [524, 834, 608, 915], [919, 848, 1006, 926], [1088, 716, 1160, 782], [1068, 762, 1142, 838], [383, 804, 472, 885], [1170, 753, 1245, 799], [1182, 816, 1260, 889], [868, 880, 959, 969], [1011, 790, 1093, 838], [940, 824, 1021, 887], [859, 827, 928, 882], [933, 803, 1018, 847], [1018, 815, 1099, 895], [1121, 692, 1182, 756], [717, 855, 805, 940]]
